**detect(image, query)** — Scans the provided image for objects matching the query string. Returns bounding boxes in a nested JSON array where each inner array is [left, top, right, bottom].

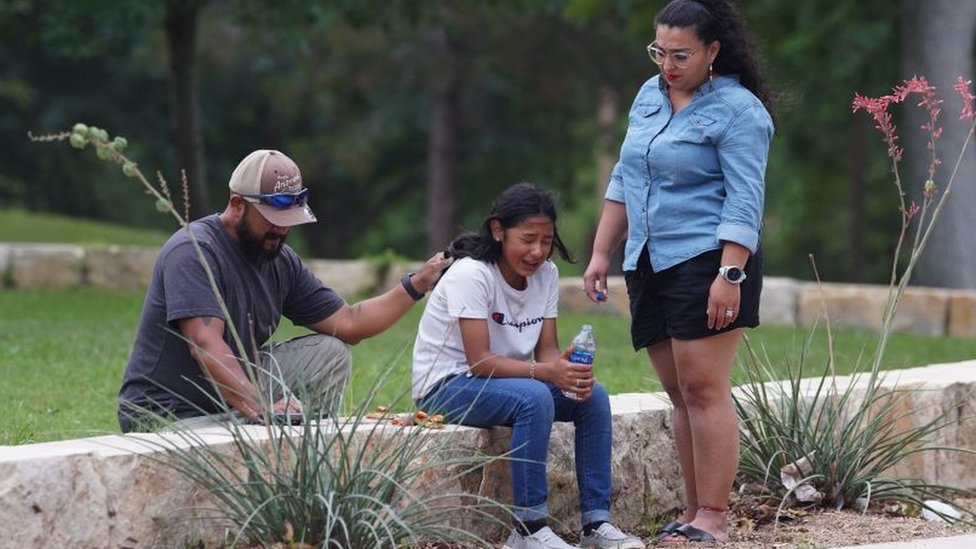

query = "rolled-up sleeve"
[[715, 103, 773, 253], [605, 164, 626, 203]]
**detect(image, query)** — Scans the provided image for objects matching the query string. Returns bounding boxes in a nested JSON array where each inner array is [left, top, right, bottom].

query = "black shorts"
[[625, 247, 763, 350]]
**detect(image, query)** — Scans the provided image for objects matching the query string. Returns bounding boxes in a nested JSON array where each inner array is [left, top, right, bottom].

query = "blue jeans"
[[418, 375, 612, 525]]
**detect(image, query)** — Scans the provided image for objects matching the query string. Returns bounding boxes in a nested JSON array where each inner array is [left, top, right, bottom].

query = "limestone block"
[[99, 435, 235, 548], [411, 425, 514, 542], [759, 276, 799, 326], [869, 369, 976, 488], [0, 454, 113, 548], [306, 259, 380, 298], [948, 291, 976, 338], [797, 283, 949, 337], [558, 276, 629, 317], [9, 244, 85, 289], [84, 245, 159, 292], [605, 395, 683, 527], [0, 432, 238, 549], [894, 287, 950, 337]]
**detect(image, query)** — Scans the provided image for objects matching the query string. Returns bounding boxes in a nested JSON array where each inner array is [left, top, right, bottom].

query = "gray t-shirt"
[[118, 215, 343, 424]]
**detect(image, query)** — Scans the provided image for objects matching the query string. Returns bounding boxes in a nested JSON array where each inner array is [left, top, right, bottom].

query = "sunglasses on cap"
[[238, 188, 309, 209]]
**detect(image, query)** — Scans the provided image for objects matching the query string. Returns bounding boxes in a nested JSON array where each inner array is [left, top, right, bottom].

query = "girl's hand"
[[548, 344, 595, 402]]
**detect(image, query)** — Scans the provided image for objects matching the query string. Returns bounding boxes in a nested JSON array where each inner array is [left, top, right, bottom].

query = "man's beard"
[[236, 210, 288, 262]]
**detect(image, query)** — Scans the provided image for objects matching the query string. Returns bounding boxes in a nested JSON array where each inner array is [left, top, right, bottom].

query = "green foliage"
[[133, 370, 512, 547], [3, 0, 927, 282], [745, 0, 902, 283], [736, 334, 975, 518]]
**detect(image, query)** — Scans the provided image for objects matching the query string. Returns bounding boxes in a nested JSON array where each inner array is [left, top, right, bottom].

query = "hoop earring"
[[708, 63, 713, 82]]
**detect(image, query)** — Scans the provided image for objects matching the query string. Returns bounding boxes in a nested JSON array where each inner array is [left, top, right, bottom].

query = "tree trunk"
[[901, 0, 976, 288], [165, 0, 209, 221], [425, 28, 461, 255]]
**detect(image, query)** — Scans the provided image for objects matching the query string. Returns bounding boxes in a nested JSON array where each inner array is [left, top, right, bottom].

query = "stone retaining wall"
[[2, 243, 975, 337], [1, 361, 975, 548]]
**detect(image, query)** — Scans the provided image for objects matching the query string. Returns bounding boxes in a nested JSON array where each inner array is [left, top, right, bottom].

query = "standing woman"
[[583, 0, 774, 543], [413, 183, 645, 549]]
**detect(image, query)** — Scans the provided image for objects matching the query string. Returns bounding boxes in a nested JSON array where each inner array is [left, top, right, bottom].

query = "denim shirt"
[[606, 74, 774, 272]]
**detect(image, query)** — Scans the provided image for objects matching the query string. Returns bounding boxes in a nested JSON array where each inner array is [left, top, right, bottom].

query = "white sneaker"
[[503, 526, 579, 549], [579, 522, 646, 549]]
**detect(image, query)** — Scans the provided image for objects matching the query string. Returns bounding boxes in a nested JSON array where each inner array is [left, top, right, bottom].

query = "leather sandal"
[[659, 524, 718, 544], [654, 520, 685, 541]]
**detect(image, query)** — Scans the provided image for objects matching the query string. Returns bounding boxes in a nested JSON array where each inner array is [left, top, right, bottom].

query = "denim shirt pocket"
[[678, 112, 716, 143], [633, 101, 663, 121]]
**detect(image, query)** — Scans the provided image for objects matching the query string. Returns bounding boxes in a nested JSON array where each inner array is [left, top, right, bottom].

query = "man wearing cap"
[[117, 149, 451, 432]]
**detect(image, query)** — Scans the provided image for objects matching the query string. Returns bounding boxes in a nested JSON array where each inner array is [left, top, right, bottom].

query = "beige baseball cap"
[[228, 149, 317, 227]]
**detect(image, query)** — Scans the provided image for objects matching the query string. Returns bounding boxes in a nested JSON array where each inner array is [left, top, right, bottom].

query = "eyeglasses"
[[646, 42, 702, 69], [238, 188, 309, 209]]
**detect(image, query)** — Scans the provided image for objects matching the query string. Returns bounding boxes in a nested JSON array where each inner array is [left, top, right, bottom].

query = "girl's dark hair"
[[447, 182, 574, 265], [655, 0, 776, 117]]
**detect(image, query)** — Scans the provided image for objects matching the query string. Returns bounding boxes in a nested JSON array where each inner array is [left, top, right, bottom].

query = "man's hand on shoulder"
[[411, 251, 454, 294], [309, 250, 453, 345]]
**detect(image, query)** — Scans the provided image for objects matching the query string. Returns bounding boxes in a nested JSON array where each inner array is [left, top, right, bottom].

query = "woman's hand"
[[707, 275, 740, 330], [583, 255, 610, 304], [584, 199, 627, 303]]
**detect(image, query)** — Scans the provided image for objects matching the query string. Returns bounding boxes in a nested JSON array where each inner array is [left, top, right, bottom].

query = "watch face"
[[723, 266, 744, 282]]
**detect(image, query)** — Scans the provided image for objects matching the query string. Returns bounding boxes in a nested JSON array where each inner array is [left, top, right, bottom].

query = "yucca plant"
[[136, 362, 513, 548], [735, 332, 975, 519], [33, 126, 515, 547], [734, 76, 976, 522]]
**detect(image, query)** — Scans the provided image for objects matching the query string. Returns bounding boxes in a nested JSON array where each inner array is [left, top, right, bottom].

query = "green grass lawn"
[[0, 208, 169, 246], [1, 288, 973, 445]]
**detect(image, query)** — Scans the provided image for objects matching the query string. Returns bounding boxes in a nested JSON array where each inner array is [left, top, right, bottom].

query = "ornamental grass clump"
[[133, 367, 513, 548], [734, 77, 976, 522], [33, 127, 514, 547]]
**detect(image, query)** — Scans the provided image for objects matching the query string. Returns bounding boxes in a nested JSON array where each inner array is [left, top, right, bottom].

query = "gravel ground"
[[410, 498, 976, 548]]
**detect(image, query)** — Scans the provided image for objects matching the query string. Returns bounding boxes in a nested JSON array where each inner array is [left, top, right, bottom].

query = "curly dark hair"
[[655, 0, 776, 116], [447, 182, 574, 265]]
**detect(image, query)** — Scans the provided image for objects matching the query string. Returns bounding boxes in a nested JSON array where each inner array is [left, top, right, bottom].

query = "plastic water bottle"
[[563, 324, 596, 399]]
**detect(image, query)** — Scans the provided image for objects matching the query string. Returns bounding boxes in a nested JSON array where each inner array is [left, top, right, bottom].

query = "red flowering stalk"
[[853, 76, 976, 374], [955, 76, 976, 121]]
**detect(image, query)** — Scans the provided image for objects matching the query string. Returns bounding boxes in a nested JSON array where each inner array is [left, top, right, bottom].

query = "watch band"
[[400, 272, 425, 301]]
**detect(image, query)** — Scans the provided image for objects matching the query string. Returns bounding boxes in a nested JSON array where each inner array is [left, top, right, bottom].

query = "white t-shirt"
[[412, 256, 560, 399]]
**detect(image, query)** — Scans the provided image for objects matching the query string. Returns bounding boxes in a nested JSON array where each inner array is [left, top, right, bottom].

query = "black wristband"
[[400, 272, 425, 301]]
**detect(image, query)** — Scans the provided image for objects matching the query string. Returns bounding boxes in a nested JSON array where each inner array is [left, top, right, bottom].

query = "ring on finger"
[[724, 309, 734, 318]]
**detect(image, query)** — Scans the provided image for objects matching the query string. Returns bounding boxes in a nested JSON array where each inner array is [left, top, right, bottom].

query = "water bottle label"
[[569, 350, 594, 364]]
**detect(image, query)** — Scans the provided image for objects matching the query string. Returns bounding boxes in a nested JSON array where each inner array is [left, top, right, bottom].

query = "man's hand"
[[272, 396, 303, 414], [411, 251, 454, 294]]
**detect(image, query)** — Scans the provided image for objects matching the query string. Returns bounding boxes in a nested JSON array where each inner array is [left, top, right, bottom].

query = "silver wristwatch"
[[718, 265, 746, 284]]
